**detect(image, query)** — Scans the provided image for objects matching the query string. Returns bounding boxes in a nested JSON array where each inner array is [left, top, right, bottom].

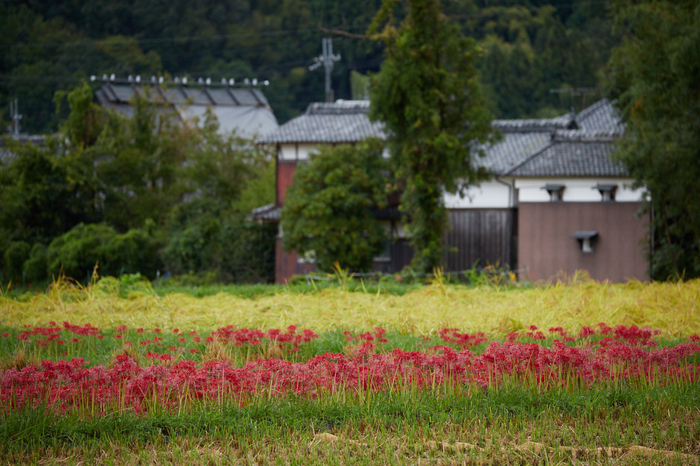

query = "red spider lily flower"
[[153, 328, 162, 333], [189, 349, 198, 354], [193, 337, 201, 343], [189, 330, 198, 335], [71, 338, 79, 343], [172, 329, 179, 334], [159, 354, 172, 362], [116, 325, 128, 333], [114, 335, 123, 340], [529, 325, 538, 331], [178, 337, 186, 343], [1, 333, 9, 338], [139, 340, 150, 346], [136, 328, 144, 333]]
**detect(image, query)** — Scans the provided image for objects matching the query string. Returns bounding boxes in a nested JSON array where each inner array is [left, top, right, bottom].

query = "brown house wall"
[[277, 161, 297, 204], [518, 202, 648, 283], [275, 238, 315, 284]]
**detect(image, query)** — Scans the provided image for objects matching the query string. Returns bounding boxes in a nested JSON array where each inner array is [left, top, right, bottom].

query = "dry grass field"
[[2, 277, 698, 336]]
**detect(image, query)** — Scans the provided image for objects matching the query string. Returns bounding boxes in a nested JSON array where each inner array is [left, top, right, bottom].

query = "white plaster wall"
[[515, 178, 646, 202], [442, 180, 513, 209], [278, 143, 319, 161], [297, 144, 317, 160], [279, 144, 296, 161]]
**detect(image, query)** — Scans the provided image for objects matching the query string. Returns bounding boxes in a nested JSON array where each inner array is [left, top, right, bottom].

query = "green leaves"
[[281, 139, 390, 273], [608, 0, 700, 279], [369, 0, 496, 274]]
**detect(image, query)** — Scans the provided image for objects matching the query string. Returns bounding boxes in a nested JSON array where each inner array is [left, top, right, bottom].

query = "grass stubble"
[[1, 278, 699, 464]]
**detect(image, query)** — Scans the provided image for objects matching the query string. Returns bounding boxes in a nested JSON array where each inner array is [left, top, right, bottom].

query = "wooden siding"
[[275, 238, 314, 283], [518, 202, 648, 283], [275, 239, 414, 283], [443, 209, 516, 271], [276, 161, 297, 204]]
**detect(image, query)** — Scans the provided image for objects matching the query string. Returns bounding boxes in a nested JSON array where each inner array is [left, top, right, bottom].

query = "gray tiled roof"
[[258, 100, 385, 144], [575, 98, 624, 132], [258, 98, 624, 177], [492, 113, 576, 133], [478, 132, 553, 174], [507, 136, 627, 177], [95, 83, 278, 136], [505, 99, 627, 178], [250, 203, 281, 221]]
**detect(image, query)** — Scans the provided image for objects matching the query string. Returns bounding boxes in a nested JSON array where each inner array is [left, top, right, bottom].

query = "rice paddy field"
[[1, 276, 700, 465]]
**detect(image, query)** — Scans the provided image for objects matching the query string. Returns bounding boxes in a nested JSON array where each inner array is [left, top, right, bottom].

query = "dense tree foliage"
[[607, 0, 700, 280], [369, 0, 497, 274], [1, 1, 618, 133], [0, 83, 275, 284], [281, 139, 389, 273]]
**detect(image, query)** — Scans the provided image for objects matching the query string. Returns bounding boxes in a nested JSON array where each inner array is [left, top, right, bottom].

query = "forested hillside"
[[1, 0, 617, 133]]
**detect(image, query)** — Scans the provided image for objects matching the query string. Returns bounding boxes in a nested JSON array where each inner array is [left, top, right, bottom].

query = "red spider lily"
[[3, 322, 699, 417]]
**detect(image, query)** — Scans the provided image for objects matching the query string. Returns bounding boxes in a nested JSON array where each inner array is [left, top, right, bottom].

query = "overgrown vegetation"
[[369, 0, 497, 274], [281, 139, 390, 273], [608, 0, 700, 280], [0, 83, 276, 285]]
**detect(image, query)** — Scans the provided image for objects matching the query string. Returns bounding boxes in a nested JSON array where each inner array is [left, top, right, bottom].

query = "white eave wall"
[[515, 178, 646, 202], [443, 179, 516, 209]]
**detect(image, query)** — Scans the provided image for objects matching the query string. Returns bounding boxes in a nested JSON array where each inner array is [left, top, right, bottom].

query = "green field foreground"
[[1, 278, 700, 465]]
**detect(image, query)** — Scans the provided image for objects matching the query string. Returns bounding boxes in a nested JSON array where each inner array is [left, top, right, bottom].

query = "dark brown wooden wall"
[[518, 202, 648, 283], [443, 209, 516, 271]]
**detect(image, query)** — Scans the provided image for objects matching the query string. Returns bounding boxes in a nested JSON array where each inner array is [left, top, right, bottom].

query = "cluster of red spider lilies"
[[1, 322, 698, 415]]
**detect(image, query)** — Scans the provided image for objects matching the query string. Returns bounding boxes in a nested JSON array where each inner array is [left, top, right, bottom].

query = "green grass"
[[2, 385, 699, 464]]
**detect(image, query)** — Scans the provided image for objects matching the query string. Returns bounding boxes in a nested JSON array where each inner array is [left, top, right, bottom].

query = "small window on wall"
[[542, 184, 565, 202], [594, 184, 617, 202], [571, 231, 598, 254]]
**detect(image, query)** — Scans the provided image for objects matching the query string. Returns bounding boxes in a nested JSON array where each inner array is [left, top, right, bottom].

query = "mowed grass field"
[[1, 277, 699, 465]]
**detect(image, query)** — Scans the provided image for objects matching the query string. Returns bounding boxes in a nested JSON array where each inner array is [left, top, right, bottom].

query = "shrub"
[[23, 243, 48, 282], [3, 241, 31, 282]]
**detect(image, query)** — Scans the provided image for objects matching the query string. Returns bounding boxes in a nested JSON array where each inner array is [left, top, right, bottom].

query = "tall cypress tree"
[[368, 0, 497, 274]]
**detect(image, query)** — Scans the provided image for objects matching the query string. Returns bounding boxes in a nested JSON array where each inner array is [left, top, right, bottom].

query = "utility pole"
[[9, 98, 22, 135], [310, 38, 341, 103], [549, 88, 598, 112]]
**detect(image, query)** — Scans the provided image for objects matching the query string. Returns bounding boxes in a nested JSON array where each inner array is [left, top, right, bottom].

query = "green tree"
[[607, 0, 700, 280], [368, 0, 497, 274], [281, 139, 389, 273]]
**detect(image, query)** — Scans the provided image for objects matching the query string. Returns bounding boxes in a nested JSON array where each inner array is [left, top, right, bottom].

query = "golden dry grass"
[[1, 278, 699, 336]]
